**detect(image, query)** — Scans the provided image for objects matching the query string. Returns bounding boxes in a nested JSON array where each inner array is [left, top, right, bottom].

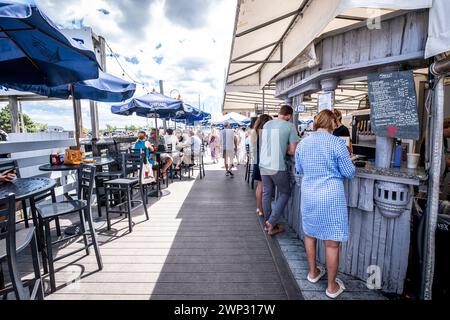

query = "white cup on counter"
[[407, 153, 420, 169]]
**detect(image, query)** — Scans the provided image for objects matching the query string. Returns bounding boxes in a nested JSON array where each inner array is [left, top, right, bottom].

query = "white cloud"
[[24, 0, 237, 130]]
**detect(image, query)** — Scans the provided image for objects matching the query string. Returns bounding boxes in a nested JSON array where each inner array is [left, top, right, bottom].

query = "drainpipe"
[[421, 58, 448, 300]]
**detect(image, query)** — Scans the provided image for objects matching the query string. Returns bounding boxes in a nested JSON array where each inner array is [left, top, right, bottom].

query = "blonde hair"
[[314, 110, 337, 132]]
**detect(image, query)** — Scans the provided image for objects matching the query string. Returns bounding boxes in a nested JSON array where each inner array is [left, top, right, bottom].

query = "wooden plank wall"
[[276, 10, 429, 96]]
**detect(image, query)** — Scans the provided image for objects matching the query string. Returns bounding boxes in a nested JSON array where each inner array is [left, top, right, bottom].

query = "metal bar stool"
[[36, 165, 103, 293], [104, 152, 149, 233], [0, 194, 44, 300]]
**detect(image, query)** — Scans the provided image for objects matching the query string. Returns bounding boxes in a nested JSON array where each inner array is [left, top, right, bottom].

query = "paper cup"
[[407, 153, 420, 169]]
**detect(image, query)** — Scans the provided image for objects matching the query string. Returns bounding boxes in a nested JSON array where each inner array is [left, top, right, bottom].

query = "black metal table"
[[39, 157, 115, 235], [0, 177, 56, 201], [38, 157, 116, 173]]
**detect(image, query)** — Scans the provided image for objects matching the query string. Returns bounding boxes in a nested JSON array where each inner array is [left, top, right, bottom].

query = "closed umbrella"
[[0, 0, 99, 86]]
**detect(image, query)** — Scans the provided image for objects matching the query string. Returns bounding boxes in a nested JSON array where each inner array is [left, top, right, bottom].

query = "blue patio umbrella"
[[2, 70, 136, 102], [213, 118, 245, 128], [111, 91, 184, 127], [0, 0, 99, 86]]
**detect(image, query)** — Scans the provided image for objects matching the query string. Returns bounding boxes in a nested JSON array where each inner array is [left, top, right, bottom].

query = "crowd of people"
[[224, 105, 356, 299], [133, 128, 206, 180]]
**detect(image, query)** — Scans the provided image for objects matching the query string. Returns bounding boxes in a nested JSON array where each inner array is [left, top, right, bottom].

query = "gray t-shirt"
[[259, 119, 300, 172]]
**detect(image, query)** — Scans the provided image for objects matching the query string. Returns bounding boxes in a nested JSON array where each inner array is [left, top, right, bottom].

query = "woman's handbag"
[[141, 161, 155, 185], [64, 149, 83, 165]]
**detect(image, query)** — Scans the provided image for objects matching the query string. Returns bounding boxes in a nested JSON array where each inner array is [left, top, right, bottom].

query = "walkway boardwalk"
[[13, 164, 302, 300]]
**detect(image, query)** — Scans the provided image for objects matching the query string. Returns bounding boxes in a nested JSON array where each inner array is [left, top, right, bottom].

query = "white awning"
[[223, 86, 285, 114], [223, 0, 435, 111]]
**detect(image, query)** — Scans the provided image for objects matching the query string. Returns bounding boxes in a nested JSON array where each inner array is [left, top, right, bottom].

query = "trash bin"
[[433, 213, 450, 300]]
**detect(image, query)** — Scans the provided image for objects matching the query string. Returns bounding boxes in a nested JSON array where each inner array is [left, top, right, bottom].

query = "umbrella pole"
[[71, 84, 81, 149]]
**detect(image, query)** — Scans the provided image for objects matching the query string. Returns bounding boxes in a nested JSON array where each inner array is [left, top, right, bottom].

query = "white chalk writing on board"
[[368, 70, 420, 140]]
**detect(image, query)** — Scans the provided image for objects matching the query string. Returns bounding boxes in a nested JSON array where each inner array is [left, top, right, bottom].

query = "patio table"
[[0, 177, 56, 201], [39, 157, 115, 235]]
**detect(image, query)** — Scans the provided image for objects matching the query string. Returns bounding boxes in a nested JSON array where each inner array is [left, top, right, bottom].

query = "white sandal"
[[325, 278, 346, 299], [307, 266, 326, 284]]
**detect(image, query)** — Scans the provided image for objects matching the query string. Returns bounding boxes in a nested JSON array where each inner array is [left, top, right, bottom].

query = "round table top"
[[0, 177, 56, 201], [39, 157, 115, 172]]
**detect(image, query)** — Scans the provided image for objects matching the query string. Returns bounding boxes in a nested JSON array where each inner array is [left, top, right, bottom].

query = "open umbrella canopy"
[[2, 70, 136, 102], [175, 109, 212, 126], [213, 118, 245, 128], [0, 0, 99, 86], [111, 92, 183, 118]]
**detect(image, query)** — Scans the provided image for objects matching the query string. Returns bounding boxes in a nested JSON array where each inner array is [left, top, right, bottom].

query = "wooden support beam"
[[8, 96, 20, 133]]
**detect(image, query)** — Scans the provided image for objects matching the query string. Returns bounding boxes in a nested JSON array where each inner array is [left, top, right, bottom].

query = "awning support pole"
[[421, 69, 445, 300]]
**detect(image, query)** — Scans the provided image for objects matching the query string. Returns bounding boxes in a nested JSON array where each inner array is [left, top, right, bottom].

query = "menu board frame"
[[368, 70, 420, 140]]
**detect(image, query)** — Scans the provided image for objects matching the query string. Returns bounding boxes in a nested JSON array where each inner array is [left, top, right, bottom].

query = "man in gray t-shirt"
[[260, 105, 300, 235]]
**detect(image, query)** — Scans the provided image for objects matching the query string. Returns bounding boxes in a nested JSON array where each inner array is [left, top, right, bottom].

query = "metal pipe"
[[262, 88, 265, 115], [421, 75, 444, 300], [430, 57, 450, 76]]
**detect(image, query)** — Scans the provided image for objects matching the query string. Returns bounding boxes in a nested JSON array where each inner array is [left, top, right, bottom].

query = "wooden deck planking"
[[8, 165, 302, 300]]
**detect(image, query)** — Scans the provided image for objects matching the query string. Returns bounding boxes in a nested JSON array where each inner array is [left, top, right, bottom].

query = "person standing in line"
[[260, 105, 300, 235], [238, 127, 247, 164], [209, 128, 220, 164], [221, 122, 237, 178], [250, 114, 273, 217], [295, 110, 356, 299], [333, 109, 353, 154]]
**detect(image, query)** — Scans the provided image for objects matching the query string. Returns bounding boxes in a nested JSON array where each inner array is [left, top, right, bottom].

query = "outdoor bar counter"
[[284, 159, 428, 294]]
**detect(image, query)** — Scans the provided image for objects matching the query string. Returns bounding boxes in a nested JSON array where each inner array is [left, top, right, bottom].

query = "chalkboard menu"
[[368, 70, 420, 140]]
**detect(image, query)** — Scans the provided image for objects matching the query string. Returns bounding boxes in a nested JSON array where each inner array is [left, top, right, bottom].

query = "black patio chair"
[[94, 150, 129, 218], [189, 143, 206, 179], [104, 152, 149, 233], [0, 194, 44, 300], [36, 165, 102, 293]]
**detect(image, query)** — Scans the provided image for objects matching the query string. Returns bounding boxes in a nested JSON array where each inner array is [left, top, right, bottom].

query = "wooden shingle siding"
[[276, 10, 429, 97]]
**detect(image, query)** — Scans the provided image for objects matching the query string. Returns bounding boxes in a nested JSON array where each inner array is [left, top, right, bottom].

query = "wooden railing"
[[0, 132, 77, 199]]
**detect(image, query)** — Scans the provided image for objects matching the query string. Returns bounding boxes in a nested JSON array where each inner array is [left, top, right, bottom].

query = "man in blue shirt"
[[260, 105, 300, 235]]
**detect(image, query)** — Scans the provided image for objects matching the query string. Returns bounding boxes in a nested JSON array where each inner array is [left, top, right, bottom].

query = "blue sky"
[[0, 0, 237, 130]]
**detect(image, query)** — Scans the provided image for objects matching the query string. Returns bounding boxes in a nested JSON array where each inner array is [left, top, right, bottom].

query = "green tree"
[[105, 124, 117, 132], [125, 125, 138, 131], [0, 105, 47, 133]]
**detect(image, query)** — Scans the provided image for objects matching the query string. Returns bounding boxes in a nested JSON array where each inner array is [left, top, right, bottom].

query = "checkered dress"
[[295, 131, 356, 242]]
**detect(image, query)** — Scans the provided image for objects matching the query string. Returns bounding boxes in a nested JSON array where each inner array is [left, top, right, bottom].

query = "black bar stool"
[[104, 152, 149, 233], [36, 165, 103, 293]]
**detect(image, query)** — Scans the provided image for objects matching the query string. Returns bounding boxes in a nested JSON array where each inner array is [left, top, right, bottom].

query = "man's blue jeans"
[[262, 171, 291, 227]]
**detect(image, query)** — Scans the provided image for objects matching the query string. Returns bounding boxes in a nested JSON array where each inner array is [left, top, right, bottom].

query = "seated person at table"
[[178, 131, 193, 166], [134, 131, 156, 176], [0, 169, 16, 183], [165, 129, 182, 170], [189, 130, 203, 161], [0, 169, 18, 217], [149, 128, 173, 177]]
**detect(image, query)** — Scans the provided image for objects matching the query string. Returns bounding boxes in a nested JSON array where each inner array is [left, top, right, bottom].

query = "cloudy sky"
[[1, 0, 237, 130]]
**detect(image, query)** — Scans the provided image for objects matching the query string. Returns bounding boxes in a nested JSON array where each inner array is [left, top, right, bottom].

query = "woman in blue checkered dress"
[[295, 110, 356, 298]]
